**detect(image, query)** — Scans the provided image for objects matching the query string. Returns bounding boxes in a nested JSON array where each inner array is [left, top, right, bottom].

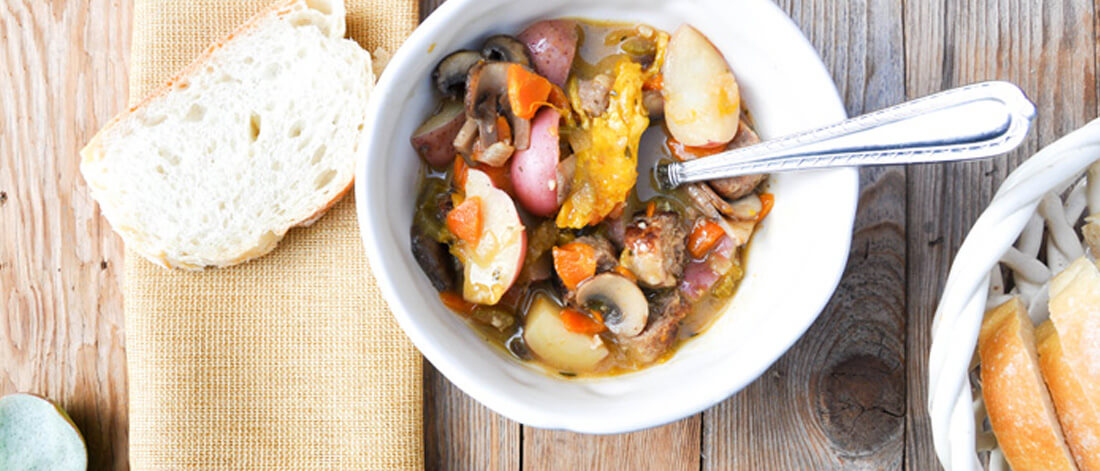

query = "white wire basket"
[[928, 118, 1100, 470]]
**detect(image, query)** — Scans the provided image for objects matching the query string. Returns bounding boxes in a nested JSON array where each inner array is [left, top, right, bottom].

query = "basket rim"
[[927, 118, 1100, 471]]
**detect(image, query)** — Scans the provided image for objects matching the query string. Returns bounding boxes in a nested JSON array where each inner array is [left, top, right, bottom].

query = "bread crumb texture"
[[80, 0, 373, 269]]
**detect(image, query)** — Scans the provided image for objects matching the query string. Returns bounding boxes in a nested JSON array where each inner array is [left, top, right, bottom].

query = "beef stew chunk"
[[624, 290, 691, 363], [620, 211, 688, 289]]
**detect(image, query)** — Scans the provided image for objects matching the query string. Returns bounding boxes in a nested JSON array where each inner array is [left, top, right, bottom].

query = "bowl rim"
[[356, 0, 858, 433]]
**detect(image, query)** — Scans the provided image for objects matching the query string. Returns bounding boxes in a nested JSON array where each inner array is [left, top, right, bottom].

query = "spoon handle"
[[655, 81, 1036, 190]]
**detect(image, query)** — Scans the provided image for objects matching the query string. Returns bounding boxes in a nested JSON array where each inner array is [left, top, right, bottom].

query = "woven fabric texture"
[[123, 1, 422, 469]]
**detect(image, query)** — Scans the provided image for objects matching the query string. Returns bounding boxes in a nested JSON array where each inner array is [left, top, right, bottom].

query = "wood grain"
[[5, 0, 1098, 469], [522, 417, 702, 471], [902, 0, 1097, 469], [423, 362, 520, 471], [0, 1, 132, 470], [702, 0, 908, 469]]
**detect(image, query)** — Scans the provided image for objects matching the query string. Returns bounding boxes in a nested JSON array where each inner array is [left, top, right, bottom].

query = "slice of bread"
[[1038, 321, 1100, 470], [80, 0, 372, 270], [1044, 257, 1100, 470], [979, 296, 1078, 471]]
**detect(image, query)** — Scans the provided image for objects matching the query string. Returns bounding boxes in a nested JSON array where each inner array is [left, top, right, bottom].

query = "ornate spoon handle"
[[655, 81, 1036, 190]]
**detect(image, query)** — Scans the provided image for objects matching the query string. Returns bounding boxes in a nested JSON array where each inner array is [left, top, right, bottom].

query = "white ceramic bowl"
[[356, 0, 858, 433]]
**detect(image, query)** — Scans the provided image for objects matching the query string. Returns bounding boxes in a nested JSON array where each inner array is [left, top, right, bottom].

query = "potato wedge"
[[524, 295, 609, 372], [662, 25, 740, 147]]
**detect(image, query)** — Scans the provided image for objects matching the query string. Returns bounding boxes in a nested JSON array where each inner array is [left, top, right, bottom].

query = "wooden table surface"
[[2, 0, 1095, 469]]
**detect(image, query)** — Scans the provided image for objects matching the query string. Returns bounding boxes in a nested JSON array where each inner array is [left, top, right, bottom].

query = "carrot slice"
[[552, 242, 597, 290], [757, 193, 775, 222], [645, 200, 656, 218], [560, 308, 607, 334], [547, 84, 570, 111], [439, 291, 477, 315], [643, 73, 663, 91], [454, 157, 513, 196], [453, 157, 469, 190], [507, 64, 553, 119], [496, 115, 512, 143], [614, 265, 638, 283], [688, 218, 725, 258], [446, 197, 482, 246], [666, 137, 726, 160], [477, 163, 513, 195]]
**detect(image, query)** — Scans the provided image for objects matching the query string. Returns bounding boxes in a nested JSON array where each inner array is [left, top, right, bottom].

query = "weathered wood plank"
[[0, 1, 132, 469], [420, 0, 446, 21], [902, 0, 1097, 470], [703, 0, 908, 469], [423, 362, 520, 471], [523, 416, 702, 471], [10, 0, 1096, 469]]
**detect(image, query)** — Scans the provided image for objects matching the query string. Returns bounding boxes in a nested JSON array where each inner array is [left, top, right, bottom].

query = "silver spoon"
[[654, 81, 1036, 191]]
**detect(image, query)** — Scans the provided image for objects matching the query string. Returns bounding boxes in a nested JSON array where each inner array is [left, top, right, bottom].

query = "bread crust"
[[1038, 321, 1100, 471], [1044, 257, 1100, 470], [80, 0, 367, 270], [979, 297, 1079, 471]]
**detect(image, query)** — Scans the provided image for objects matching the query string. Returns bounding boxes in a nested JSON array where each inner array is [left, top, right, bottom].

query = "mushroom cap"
[[481, 35, 533, 68], [575, 273, 649, 337], [433, 50, 484, 98], [465, 61, 532, 151]]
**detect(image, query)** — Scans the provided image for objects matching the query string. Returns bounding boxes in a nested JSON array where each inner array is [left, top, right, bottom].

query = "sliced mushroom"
[[452, 118, 479, 157], [511, 115, 531, 150], [575, 273, 649, 337], [682, 182, 737, 220], [433, 50, 484, 98], [465, 61, 533, 151], [465, 61, 511, 146], [410, 228, 455, 292], [481, 35, 532, 67]]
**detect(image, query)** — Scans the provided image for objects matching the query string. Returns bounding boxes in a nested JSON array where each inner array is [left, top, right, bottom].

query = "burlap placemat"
[[122, 1, 422, 469]]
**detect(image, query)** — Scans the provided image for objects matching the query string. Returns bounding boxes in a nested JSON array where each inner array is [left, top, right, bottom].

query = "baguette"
[[79, 0, 372, 270], [1038, 321, 1100, 470], [979, 296, 1078, 471], [1044, 257, 1100, 470]]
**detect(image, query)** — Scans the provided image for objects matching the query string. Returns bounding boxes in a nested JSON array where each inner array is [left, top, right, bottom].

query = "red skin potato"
[[510, 108, 562, 216], [518, 20, 578, 87]]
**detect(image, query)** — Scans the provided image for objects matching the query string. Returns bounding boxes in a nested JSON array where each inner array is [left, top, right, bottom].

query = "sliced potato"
[[662, 25, 740, 147], [517, 19, 578, 87], [410, 100, 466, 168], [0, 394, 86, 471], [458, 170, 526, 305], [510, 108, 561, 216], [524, 295, 609, 372]]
